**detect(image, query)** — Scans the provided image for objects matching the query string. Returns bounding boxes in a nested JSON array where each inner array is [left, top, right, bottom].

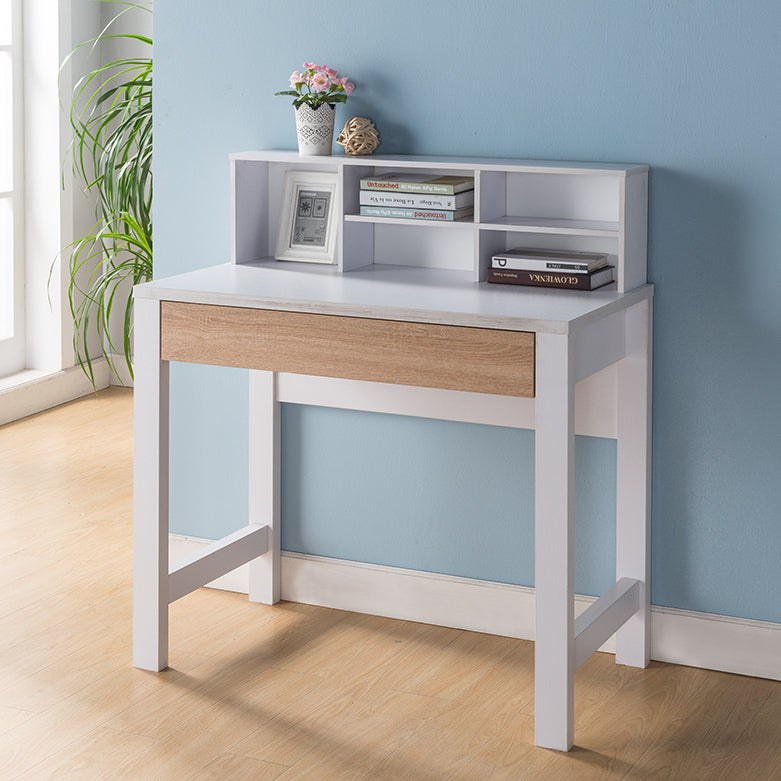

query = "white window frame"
[[0, 1, 113, 422], [0, 0, 25, 376]]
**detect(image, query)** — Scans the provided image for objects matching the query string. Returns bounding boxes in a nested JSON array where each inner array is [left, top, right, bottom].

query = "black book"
[[486, 265, 615, 291]]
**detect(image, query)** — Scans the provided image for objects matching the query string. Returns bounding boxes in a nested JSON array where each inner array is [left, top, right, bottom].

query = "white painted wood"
[[340, 213, 374, 272], [168, 524, 269, 603], [232, 159, 269, 263], [571, 308, 627, 384], [168, 540, 608, 648], [277, 373, 537, 429], [650, 606, 781, 682], [170, 535, 251, 593], [478, 215, 619, 237], [534, 331, 575, 751], [230, 150, 647, 176], [283, 552, 539, 640], [618, 170, 648, 293], [372, 221, 474, 271], [0, 361, 110, 425], [506, 172, 620, 224], [169, 538, 781, 684], [574, 364, 618, 439], [132, 297, 170, 672], [475, 228, 507, 283], [574, 578, 640, 669], [344, 214, 474, 230], [278, 371, 618, 439], [615, 298, 652, 667], [135, 261, 653, 336], [475, 169, 506, 223], [227, 152, 648, 301], [340, 164, 373, 214], [247, 370, 281, 604]]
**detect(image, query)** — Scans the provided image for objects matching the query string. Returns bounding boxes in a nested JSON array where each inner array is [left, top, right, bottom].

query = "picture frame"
[[274, 170, 338, 264]]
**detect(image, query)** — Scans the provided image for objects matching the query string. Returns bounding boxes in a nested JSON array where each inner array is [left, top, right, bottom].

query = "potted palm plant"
[[58, 1, 152, 385]]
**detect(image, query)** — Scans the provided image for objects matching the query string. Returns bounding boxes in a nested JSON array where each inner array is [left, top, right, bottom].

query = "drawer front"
[[160, 301, 535, 398]]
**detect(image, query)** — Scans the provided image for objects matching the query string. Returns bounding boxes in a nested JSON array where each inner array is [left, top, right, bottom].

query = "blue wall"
[[155, 1, 781, 622]]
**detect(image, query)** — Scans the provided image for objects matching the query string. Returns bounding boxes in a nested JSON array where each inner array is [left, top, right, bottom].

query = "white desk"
[[132, 260, 652, 751]]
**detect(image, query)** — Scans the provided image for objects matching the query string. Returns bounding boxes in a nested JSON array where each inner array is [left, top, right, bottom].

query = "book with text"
[[359, 205, 474, 222], [491, 248, 608, 274], [360, 173, 475, 194], [359, 189, 474, 210], [486, 265, 615, 291]]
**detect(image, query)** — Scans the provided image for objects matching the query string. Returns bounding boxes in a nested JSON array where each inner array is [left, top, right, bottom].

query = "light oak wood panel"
[[160, 301, 536, 398], [3, 389, 781, 779]]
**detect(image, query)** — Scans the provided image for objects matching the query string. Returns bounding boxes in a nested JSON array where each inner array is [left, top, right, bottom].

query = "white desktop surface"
[[137, 261, 653, 334]]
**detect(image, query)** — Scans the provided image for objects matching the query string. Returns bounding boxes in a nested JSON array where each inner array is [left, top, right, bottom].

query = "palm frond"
[[56, 0, 152, 385]]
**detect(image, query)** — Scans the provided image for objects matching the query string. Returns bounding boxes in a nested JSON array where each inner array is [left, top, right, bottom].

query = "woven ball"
[[336, 116, 380, 156]]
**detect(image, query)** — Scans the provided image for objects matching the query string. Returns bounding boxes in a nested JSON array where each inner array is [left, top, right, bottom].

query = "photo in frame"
[[274, 171, 338, 263]]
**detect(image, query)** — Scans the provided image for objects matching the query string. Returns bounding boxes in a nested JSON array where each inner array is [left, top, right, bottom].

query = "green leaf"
[[54, 0, 153, 387]]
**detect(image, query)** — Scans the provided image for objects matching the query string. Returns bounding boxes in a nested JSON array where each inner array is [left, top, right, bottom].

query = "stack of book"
[[486, 248, 615, 291], [359, 172, 474, 222]]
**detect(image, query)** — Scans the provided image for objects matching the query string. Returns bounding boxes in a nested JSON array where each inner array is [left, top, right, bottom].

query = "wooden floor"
[[1, 389, 780, 780]]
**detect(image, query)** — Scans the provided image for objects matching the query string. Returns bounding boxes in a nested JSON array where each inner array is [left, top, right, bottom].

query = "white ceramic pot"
[[294, 103, 336, 155]]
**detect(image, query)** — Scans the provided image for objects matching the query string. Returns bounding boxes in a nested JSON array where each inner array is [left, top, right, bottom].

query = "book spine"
[[486, 268, 608, 290], [492, 258, 593, 273], [360, 206, 462, 221], [360, 179, 457, 195], [359, 191, 468, 209]]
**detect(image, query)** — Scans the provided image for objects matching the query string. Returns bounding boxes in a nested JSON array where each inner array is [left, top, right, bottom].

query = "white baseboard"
[[105, 354, 134, 388], [0, 361, 110, 426], [0, 355, 133, 427], [169, 535, 781, 682]]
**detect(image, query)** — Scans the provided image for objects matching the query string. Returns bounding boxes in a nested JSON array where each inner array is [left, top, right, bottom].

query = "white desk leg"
[[133, 297, 170, 671], [248, 370, 281, 604], [615, 299, 653, 667], [534, 332, 575, 751]]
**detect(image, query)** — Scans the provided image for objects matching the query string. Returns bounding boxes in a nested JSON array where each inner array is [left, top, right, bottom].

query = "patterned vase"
[[294, 103, 336, 155]]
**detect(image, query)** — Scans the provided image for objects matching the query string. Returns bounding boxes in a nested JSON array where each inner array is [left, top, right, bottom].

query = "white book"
[[491, 248, 608, 274], [359, 205, 474, 221], [359, 189, 474, 210]]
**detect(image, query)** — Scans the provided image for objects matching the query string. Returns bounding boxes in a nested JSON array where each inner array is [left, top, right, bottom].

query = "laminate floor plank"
[[618, 667, 775, 780], [188, 753, 289, 781], [366, 639, 536, 779], [229, 622, 458, 768], [13, 725, 158, 781], [105, 604, 341, 741], [271, 689, 446, 780], [392, 628, 520, 702], [109, 667, 320, 779], [709, 684, 781, 781], [0, 703, 36, 737]]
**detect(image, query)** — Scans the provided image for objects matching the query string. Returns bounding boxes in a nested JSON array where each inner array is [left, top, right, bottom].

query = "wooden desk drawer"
[[160, 301, 535, 398]]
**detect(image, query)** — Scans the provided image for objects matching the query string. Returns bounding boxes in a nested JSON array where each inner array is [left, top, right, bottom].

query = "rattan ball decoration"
[[336, 116, 380, 156]]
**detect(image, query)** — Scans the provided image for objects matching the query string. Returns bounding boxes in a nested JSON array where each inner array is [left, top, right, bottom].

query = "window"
[[0, 0, 23, 375]]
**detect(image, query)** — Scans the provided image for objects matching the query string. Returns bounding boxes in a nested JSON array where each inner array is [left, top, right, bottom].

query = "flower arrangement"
[[275, 62, 354, 109]]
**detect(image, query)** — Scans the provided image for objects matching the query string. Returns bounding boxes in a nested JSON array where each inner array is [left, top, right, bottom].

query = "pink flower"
[[310, 70, 332, 92], [276, 62, 353, 104]]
